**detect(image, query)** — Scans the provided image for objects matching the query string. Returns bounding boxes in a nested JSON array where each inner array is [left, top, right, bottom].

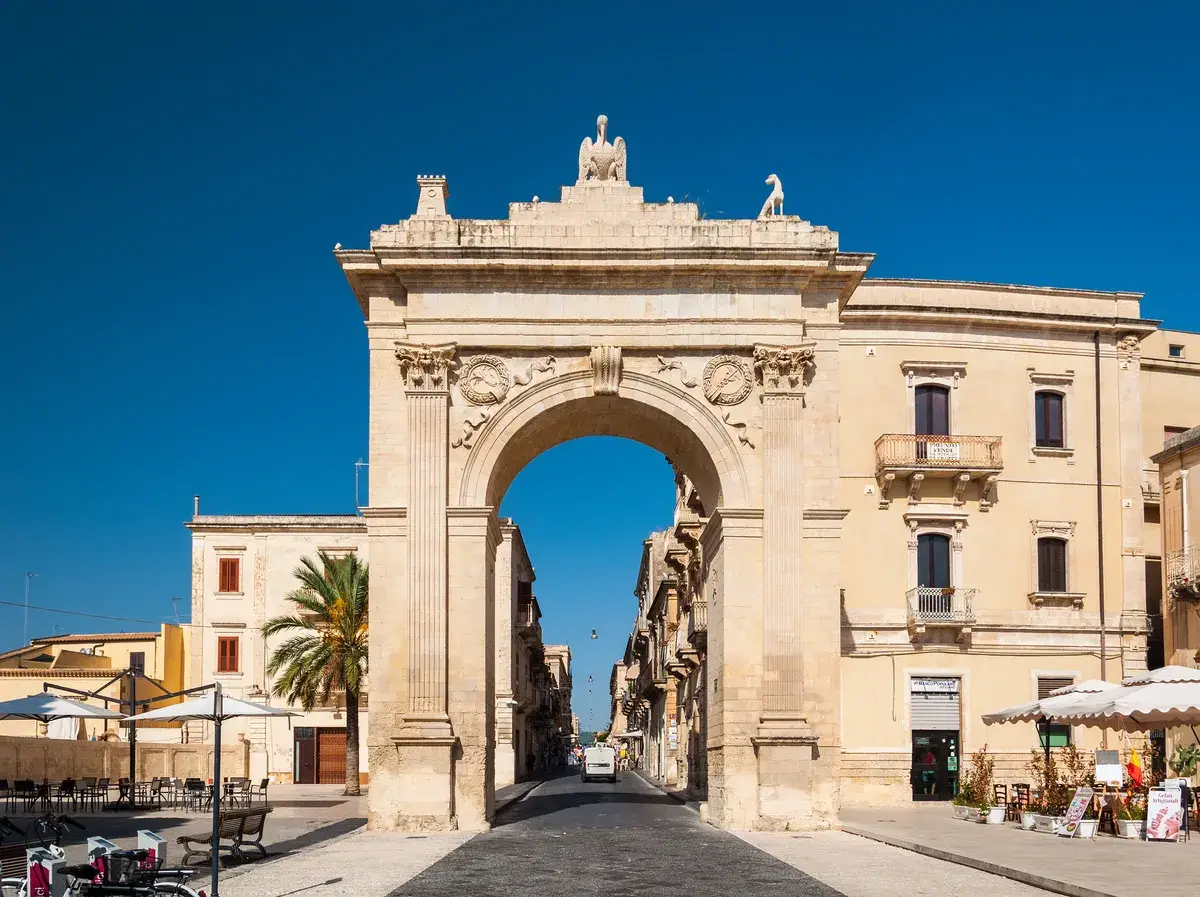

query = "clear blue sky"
[[1, 3, 1197, 731]]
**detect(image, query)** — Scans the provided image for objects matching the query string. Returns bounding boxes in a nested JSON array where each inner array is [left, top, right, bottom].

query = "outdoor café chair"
[[183, 778, 208, 812], [78, 777, 97, 810], [54, 779, 77, 811], [13, 780, 39, 812], [224, 777, 250, 808], [252, 778, 269, 805], [0, 780, 11, 812], [992, 783, 1008, 814], [1008, 783, 1030, 821]]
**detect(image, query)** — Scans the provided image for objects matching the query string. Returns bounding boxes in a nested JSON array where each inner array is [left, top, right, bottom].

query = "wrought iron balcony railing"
[[906, 587, 977, 632], [876, 434, 1003, 474], [1167, 546, 1200, 599], [687, 599, 708, 648]]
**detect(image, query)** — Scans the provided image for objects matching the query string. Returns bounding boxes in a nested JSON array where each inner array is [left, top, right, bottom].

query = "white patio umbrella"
[[982, 678, 1120, 767], [0, 692, 126, 722], [126, 684, 296, 897], [1054, 665, 1200, 732], [981, 679, 1119, 725]]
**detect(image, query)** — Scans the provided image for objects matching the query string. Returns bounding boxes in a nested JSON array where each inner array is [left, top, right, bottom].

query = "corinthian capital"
[[395, 342, 457, 390], [753, 344, 815, 391]]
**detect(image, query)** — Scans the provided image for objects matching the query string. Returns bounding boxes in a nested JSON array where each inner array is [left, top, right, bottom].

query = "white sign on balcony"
[[926, 442, 960, 461]]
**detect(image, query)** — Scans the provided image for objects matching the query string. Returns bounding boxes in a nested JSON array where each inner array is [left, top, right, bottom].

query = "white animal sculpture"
[[578, 115, 627, 183], [759, 173, 784, 219]]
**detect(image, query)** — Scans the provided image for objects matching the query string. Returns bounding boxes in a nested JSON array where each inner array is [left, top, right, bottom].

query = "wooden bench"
[[177, 806, 273, 865]]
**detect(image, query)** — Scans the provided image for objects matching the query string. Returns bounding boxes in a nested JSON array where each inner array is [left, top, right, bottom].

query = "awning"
[[613, 730, 643, 739]]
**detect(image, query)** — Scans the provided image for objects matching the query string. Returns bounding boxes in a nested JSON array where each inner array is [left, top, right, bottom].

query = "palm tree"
[[264, 551, 368, 796]]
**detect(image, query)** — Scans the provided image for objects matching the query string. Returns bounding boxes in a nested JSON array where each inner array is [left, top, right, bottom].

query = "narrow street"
[[390, 770, 1053, 897]]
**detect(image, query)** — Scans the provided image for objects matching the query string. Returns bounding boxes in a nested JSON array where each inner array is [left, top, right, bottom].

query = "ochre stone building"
[[331, 117, 1198, 831]]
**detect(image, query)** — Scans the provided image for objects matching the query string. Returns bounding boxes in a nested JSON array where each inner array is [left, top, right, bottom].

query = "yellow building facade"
[[613, 277, 1200, 807]]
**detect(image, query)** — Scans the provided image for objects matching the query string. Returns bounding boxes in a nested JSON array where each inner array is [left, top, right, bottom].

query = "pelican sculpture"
[[578, 115, 627, 183]]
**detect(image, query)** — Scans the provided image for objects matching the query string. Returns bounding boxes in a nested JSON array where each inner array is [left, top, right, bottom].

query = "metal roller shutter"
[[911, 678, 961, 730]]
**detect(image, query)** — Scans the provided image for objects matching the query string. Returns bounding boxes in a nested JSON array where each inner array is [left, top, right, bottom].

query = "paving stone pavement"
[[842, 804, 1200, 897], [741, 830, 1050, 897], [390, 769, 1054, 897], [221, 830, 471, 897]]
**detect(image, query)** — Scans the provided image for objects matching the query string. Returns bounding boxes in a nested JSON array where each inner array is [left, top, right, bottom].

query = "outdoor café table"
[[223, 779, 250, 807]]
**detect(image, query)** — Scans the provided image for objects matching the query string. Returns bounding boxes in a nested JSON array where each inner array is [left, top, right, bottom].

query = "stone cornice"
[[841, 304, 1157, 336], [1143, 357, 1200, 375], [863, 277, 1143, 302], [186, 515, 366, 534]]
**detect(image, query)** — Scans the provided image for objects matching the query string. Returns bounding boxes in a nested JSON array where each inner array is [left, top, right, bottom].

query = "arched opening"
[[464, 377, 749, 815], [496, 437, 681, 794], [459, 369, 752, 514]]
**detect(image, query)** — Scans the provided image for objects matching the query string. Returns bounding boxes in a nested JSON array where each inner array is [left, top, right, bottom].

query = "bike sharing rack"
[[26, 848, 65, 897]]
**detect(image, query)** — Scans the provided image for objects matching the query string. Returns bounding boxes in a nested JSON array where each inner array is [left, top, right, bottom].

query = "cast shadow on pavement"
[[493, 769, 679, 828]]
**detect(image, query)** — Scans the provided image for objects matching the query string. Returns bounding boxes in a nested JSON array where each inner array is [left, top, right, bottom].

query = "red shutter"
[[219, 558, 240, 593], [217, 637, 239, 673]]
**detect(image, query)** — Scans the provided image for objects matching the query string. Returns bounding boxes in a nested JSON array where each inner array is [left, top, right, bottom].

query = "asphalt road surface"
[[389, 769, 1052, 897]]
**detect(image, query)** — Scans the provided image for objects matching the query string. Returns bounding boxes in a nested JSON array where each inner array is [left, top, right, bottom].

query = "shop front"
[[910, 677, 961, 801]]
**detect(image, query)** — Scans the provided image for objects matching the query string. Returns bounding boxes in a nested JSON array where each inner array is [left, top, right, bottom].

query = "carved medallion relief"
[[703, 355, 753, 405], [450, 354, 558, 449], [458, 355, 512, 405]]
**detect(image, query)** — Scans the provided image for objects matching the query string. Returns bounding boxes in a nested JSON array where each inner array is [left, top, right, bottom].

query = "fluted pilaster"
[[761, 390, 805, 715]]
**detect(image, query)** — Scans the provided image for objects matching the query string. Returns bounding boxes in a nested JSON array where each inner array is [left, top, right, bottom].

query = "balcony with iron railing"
[[1167, 546, 1200, 600], [516, 601, 541, 644], [687, 599, 708, 649], [875, 434, 1003, 506], [905, 587, 976, 642]]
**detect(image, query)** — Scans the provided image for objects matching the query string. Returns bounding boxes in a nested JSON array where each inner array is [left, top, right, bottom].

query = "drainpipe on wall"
[[1182, 470, 1191, 586], [1095, 331, 1109, 693]]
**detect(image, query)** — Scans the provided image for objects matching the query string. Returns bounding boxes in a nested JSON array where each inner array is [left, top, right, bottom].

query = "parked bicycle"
[[60, 849, 205, 897]]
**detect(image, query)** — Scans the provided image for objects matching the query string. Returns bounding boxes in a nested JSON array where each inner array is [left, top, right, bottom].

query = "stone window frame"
[[901, 361, 967, 436], [213, 546, 245, 598], [215, 630, 243, 677], [904, 509, 968, 590], [1030, 669, 1081, 745], [1028, 520, 1084, 608], [1027, 370, 1075, 463]]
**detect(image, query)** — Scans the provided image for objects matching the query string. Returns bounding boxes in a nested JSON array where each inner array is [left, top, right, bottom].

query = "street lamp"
[[590, 629, 598, 639]]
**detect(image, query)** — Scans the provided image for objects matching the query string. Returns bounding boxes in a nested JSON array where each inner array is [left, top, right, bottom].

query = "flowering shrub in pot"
[[1115, 797, 1146, 840]]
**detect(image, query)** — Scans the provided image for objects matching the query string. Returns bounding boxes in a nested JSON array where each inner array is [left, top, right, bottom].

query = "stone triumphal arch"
[[337, 117, 871, 831]]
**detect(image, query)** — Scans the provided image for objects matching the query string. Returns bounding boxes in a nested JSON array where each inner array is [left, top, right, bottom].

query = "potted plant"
[[1019, 796, 1039, 831], [978, 800, 1006, 825], [951, 766, 976, 820], [1027, 748, 1066, 833], [1074, 801, 1099, 839], [1115, 796, 1146, 839], [1169, 744, 1200, 780]]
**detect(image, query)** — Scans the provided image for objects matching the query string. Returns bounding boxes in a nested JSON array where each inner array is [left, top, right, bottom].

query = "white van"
[[580, 744, 617, 783]]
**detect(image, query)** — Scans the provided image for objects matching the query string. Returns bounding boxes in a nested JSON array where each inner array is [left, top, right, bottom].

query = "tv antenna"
[[170, 597, 182, 625]]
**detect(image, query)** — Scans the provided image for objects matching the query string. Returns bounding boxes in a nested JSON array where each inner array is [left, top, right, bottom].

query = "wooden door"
[[295, 728, 316, 784], [316, 728, 347, 785]]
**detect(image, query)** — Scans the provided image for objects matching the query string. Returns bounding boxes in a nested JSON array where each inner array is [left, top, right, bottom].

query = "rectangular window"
[[1034, 391, 1064, 448], [128, 652, 145, 675], [218, 558, 240, 594], [1037, 677, 1073, 746], [1169, 344, 1185, 358], [1037, 538, 1068, 592], [217, 636, 239, 673]]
